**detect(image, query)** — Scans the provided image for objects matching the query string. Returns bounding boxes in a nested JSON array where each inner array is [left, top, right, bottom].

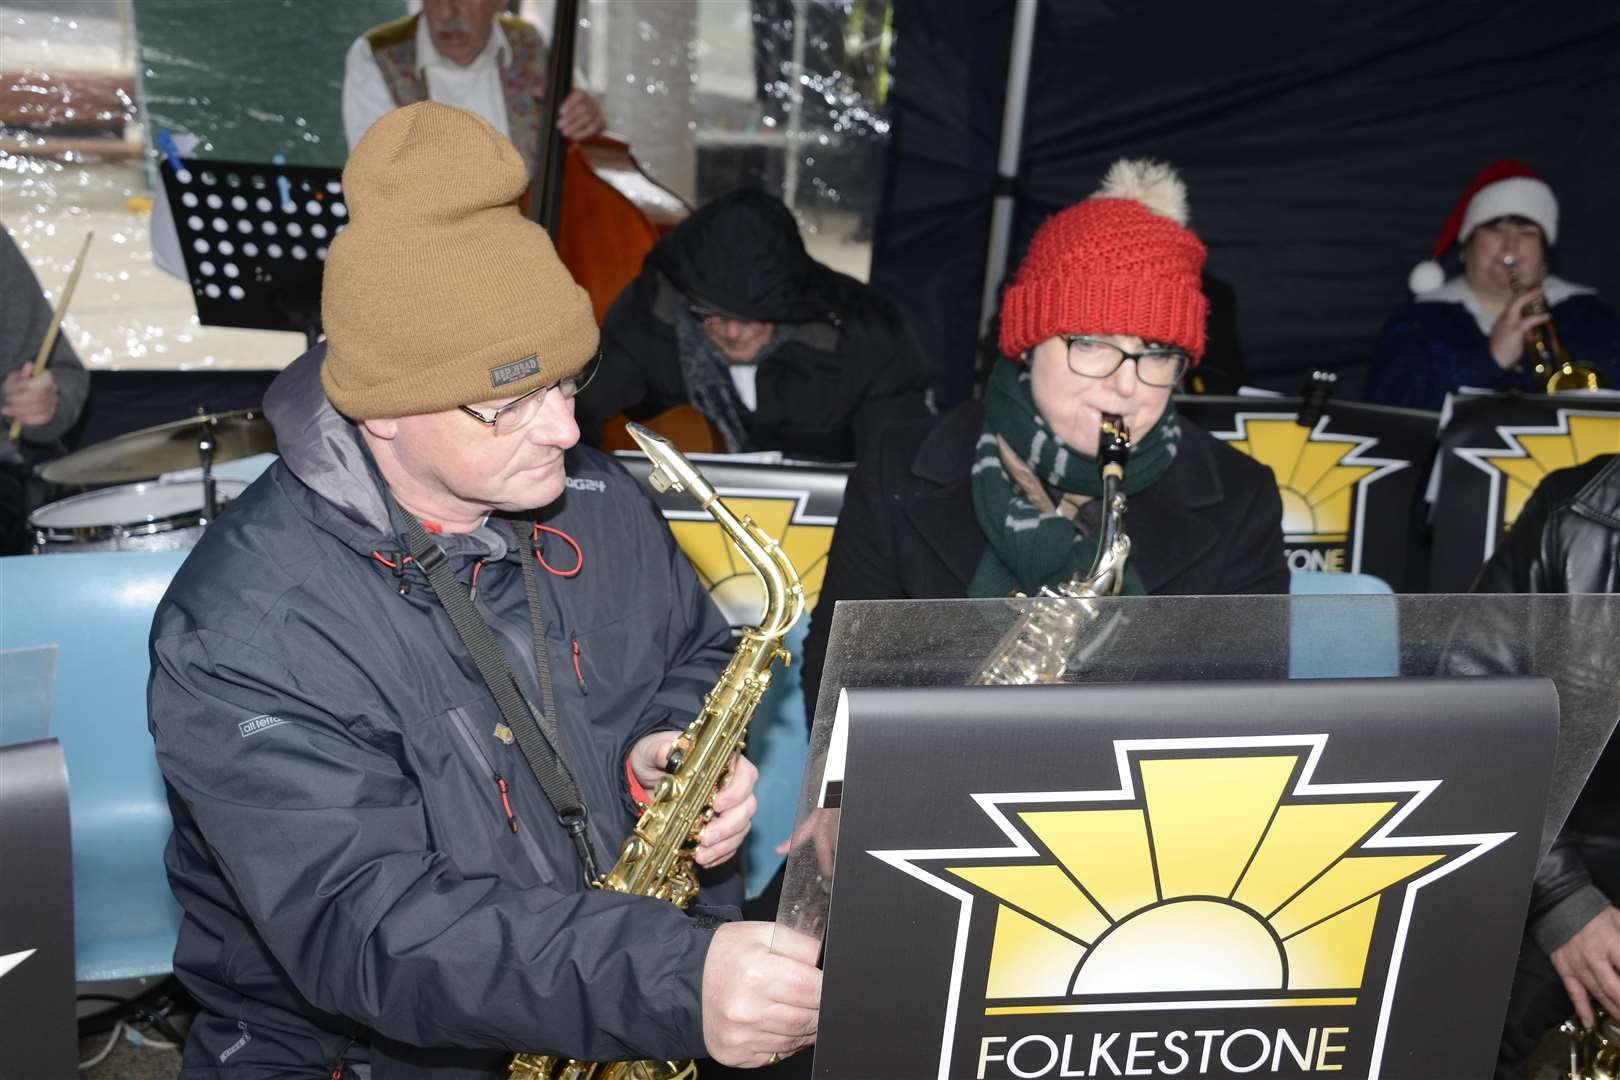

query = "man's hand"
[[702, 920, 821, 1067], [629, 732, 758, 868], [1549, 905, 1620, 1028], [556, 89, 605, 141], [776, 807, 839, 882], [2, 368, 60, 430], [1488, 288, 1552, 370]]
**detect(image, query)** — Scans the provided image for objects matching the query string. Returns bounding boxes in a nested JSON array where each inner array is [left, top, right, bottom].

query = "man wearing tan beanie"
[[148, 103, 820, 1078]]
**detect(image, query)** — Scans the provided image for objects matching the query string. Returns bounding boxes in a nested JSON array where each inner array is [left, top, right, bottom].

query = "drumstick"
[[9, 230, 93, 441]]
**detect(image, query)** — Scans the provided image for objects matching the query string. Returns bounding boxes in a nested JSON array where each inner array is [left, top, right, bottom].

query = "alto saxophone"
[[1504, 254, 1609, 393], [973, 414, 1132, 685], [1560, 1010, 1620, 1080], [509, 424, 806, 1080]]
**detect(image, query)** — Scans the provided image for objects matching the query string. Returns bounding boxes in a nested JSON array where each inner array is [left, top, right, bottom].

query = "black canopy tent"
[[870, 0, 1620, 407]]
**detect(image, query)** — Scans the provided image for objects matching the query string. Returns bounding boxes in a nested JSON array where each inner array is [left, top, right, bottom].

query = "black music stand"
[[159, 156, 346, 349]]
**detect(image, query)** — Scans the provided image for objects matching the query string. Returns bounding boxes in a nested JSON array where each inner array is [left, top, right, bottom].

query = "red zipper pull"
[[572, 635, 588, 695], [493, 774, 518, 832]]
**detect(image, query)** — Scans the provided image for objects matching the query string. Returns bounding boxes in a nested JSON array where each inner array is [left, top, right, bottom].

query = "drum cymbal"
[[41, 410, 276, 485]]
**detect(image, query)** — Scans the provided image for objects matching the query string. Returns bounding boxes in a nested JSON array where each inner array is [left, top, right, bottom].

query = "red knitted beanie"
[[999, 159, 1209, 362]]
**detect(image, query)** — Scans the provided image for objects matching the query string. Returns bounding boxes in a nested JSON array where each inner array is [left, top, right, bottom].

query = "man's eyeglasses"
[[459, 350, 600, 436], [1062, 336, 1192, 388]]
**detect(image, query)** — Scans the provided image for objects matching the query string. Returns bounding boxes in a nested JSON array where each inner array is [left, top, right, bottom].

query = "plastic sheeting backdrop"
[[2, 0, 893, 375]]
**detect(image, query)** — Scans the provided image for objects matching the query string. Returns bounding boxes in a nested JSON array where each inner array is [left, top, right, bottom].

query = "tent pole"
[[977, 0, 1039, 341]]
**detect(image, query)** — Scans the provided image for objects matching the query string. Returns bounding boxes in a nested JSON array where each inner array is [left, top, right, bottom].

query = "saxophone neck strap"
[[401, 512, 602, 885]]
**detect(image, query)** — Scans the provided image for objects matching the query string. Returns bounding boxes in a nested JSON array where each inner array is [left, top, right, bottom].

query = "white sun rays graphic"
[[870, 735, 1514, 1080]]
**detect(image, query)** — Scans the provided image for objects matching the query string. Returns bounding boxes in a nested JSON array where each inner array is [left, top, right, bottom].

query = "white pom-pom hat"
[[1408, 159, 1559, 294]]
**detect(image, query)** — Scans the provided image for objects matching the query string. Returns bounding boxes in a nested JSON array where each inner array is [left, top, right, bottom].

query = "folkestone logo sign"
[[1212, 415, 1407, 575], [873, 735, 1511, 1079], [1455, 409, 1620, 561]]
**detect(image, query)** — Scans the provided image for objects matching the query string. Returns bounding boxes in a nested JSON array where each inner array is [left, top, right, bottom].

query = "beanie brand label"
[[490, 354, 540, 388]]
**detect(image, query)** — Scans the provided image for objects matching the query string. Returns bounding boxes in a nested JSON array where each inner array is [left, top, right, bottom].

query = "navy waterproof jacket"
[[148, 347, 735, 1078]]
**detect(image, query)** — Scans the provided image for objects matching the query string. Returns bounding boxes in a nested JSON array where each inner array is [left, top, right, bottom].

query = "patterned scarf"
[[968, 359, 1181, 597], [673, 306, 790, 453]]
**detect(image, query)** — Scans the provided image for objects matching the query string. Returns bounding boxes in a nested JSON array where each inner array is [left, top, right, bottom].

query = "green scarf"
[[968, 359, 1181, 598]]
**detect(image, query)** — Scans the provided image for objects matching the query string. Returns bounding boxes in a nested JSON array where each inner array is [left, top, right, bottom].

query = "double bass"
[[530, 0, 685, 321], [531, 0, 723, 454]]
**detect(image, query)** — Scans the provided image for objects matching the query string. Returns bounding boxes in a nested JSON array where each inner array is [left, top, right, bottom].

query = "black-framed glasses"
[[459, 350, 601, 436], [1062, 335, 1192, 388]]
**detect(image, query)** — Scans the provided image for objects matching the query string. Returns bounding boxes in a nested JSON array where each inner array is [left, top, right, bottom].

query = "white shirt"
[[342, 16, 513, 152], [728, 364, 760, 412]]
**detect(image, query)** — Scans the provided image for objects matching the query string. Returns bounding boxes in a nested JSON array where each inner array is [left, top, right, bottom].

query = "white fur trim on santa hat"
[[1409, 259, 1446, 294], [1460, 176, 1558, 245]]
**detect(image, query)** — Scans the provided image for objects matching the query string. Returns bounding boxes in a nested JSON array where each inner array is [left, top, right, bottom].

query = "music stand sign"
[[813, 679, 1556, 1080], [613, 455, 848, 625], [1176, 396, 1435, 588], [1427, 392, 1620, 592]]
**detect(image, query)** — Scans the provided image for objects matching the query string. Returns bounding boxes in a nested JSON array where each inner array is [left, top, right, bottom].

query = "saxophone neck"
[[626, 423, 805, 638]]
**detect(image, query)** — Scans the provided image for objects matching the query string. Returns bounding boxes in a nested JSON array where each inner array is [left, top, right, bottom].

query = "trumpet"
[[1504, 255, 1608, 393]]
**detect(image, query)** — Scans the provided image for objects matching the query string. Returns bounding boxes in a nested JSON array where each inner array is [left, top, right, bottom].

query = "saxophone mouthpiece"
[[1099, 414, 1131, 481], [626, 422, 684, 495]]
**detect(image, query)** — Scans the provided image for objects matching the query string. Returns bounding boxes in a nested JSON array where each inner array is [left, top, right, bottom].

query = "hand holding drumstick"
[[6, 231, 92, 442]]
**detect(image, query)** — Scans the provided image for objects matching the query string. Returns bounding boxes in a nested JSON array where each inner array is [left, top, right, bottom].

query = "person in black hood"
[[576, 187, 931, 462]]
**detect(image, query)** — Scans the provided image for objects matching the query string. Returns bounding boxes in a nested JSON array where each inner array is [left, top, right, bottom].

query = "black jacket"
[[148, 348, 734, 1079], [801, 401, 1290, 718], [1472, 453, 1620, 955], [577, 191, 930, 462]]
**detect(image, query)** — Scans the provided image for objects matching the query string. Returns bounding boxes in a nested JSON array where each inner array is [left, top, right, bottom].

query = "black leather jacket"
[[1472, 453, 1620, 954]]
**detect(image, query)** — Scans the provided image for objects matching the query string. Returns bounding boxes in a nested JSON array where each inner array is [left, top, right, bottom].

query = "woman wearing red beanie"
[[798, 159, 1288, 713]]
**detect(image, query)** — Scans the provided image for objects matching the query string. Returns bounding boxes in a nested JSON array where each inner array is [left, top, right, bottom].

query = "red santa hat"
[[1408, 160, 1559, 294]]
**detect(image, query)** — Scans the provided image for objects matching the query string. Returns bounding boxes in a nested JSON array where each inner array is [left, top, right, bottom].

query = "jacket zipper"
[[446, 706, 554, 883], [571, 633, 588, 695]]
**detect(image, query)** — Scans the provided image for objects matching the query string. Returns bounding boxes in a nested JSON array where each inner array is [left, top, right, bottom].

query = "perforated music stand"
[[159, 156, 347, 348]]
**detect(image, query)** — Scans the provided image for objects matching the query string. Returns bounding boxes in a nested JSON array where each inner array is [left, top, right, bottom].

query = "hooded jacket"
[[577, 190, 930, 462], [148, 346, 734, 1079]]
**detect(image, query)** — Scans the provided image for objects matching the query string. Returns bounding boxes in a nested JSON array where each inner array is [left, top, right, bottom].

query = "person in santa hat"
[[1365, 160, 1620, 411]]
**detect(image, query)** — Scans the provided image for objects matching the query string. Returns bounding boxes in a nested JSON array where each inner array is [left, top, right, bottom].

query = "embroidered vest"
[[365, 13, 550, 177]]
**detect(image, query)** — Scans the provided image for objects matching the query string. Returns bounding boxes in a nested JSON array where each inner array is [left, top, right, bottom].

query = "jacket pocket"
[[443, 704, 562, 890]]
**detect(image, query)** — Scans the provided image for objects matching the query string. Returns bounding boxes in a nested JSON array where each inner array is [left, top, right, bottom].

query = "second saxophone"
[[974, 413, 1133, 686]]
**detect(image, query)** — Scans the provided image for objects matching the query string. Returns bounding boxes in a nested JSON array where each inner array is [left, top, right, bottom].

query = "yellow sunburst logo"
[[1456, 410, 1620, 539], [875, 736, 1509, 1019], [1212, 416, 1406, 571], [665, 491, 835, 626]]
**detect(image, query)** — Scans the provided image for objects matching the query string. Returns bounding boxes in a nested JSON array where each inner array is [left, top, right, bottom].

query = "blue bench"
[[0, 548, 189, 983]]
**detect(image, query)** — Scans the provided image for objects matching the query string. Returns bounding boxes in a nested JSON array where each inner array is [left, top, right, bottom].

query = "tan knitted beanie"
[[321, 102, 599, 419]]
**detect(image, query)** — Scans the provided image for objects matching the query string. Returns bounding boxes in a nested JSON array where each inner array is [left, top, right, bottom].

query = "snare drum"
[[29, 479, 248, 554]]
